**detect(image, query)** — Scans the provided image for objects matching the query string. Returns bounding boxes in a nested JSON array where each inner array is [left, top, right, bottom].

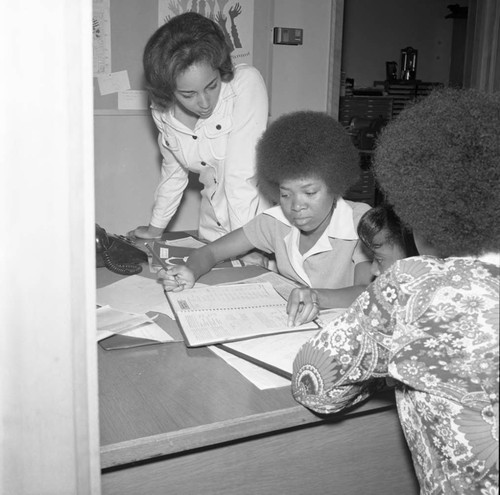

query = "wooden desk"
[[98, 264, 419, 495]]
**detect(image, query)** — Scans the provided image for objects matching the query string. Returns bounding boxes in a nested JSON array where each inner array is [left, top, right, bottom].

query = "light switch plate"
[[273, 27, 303, 45]]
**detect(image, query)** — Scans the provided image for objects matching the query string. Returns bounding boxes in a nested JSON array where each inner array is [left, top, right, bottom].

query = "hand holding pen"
[[144, 243, 195, 292]]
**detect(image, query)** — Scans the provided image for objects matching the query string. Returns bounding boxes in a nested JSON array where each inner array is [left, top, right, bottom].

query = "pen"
[[144, 243, 181, 286]]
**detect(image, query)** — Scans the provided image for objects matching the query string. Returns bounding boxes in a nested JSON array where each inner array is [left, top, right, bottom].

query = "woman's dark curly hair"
[[256, 111, 360, 202], [373, 88, 500, 257], [143, 12, 234, 110]]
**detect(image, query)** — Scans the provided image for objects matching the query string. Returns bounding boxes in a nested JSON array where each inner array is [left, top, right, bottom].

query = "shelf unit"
[[338, 96, 393, 128], [339, 83, 442, 206], [339, 96, 393, 206], [373, 81, 443, 118]]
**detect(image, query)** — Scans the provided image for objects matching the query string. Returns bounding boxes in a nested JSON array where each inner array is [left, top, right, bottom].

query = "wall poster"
[[92, 0, 111, 76], [158, 0, 254, 65]]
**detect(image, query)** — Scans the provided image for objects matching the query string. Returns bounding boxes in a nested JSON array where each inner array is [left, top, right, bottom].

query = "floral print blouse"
[[292, 256, 499, 494]]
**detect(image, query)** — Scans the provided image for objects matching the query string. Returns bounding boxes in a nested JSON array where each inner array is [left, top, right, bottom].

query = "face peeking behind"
[[279, 177, 336, 234], [174, 62, 222, 119], [369, 230, 407, 277]]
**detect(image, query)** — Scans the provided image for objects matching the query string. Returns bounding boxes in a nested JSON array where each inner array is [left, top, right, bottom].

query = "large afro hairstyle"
[[373, 87, 500, 257], [256, 111, 360, 202]]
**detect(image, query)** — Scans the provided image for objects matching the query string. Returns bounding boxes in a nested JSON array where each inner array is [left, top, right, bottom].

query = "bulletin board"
[[93, 0, 270, 112], [93, 0, 157, 111]]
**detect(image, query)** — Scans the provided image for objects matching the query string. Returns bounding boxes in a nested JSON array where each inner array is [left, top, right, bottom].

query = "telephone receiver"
[[95, 224, 148, 275]]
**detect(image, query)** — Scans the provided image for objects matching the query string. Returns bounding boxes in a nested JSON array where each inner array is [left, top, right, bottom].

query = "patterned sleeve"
[[292, 268, 400, 414]]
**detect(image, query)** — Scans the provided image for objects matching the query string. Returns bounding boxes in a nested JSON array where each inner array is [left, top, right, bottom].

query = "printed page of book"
[[166, 282, 286, 312], [227, 271, 300, 300], [167, 282, 318, 347], [175, 305, 318, 347]]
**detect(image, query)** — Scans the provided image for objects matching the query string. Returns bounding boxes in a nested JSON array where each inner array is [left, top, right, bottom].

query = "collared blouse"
[[149, 64, 269, 242], [292, 255, 500, 494], [243, 198, 371, 288]]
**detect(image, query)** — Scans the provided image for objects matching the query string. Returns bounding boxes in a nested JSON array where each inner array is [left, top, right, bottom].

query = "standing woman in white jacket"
[[130, 12, 270, 243]]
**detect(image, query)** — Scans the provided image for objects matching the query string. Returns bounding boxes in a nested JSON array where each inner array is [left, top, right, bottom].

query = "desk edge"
[[101, 401, 396, 469]]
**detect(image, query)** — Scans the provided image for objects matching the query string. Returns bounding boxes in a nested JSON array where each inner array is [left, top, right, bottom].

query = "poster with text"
[[158, 0, 254, 65], [92, 0, 111, 76]]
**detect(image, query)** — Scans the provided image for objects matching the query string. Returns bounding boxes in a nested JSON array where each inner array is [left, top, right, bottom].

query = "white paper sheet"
[[96, 306, 174, 342], [209, 346, 290, 390], [97, 70, 130, 95], [96, 275, 174, 317], [219, 308, 346, 376], [221, 330, 320, 376], [118, 90, 149, 110]]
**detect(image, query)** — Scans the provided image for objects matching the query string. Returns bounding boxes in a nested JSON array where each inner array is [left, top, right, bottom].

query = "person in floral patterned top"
[[292, 88, 499, 495]]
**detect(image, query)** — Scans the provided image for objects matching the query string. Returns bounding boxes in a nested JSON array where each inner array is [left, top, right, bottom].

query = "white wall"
[[94, 113, 202, 235], [270, 0, 333, 118]]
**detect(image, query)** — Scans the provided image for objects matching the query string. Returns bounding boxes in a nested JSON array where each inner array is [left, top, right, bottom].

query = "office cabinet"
[[373, 81, 443, 118], [339, 83, 442, 206], [339, 96, 393, 206]]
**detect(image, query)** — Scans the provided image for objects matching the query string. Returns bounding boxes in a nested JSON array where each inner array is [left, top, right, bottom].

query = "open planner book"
[[166, 281, 319, 347]]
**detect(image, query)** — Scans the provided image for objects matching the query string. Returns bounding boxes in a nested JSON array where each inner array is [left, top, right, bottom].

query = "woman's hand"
[[157, 265, 196, 292], [128, 225, 164, 239], [287, 288, 320, 327]]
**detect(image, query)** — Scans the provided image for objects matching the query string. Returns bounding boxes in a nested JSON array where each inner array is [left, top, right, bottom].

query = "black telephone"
[[95, 224, 148, 275]]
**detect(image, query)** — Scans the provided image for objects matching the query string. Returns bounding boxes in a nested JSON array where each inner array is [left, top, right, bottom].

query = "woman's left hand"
[[287, 288, 320, 327]]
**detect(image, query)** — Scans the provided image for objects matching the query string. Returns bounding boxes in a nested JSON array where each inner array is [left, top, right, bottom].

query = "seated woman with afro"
[[158, 110, 373, 326], [292, 88, 499, 494]]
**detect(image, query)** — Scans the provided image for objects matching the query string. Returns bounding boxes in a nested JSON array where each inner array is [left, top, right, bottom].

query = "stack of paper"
[[96, 305, 170, 343], [96, 275, 176, 349]]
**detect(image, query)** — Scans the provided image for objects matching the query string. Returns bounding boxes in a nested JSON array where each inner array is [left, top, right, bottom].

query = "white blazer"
[[149, 64, 269, 241]]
